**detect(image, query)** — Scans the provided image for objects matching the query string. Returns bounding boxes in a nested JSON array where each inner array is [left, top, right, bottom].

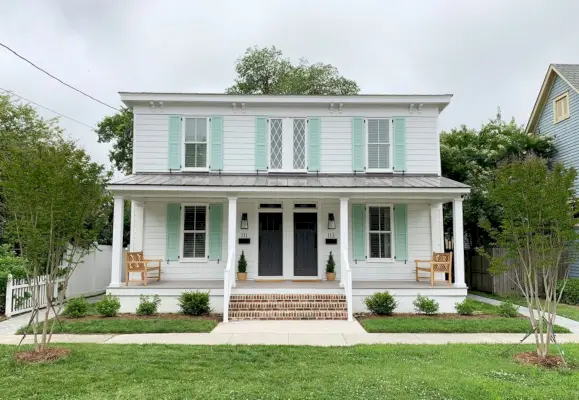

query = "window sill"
[[181, 167, 209, 172], [180, 258, 208, 263], [366, 168, 394, 173], [555, 115, 570, 124], [365, 258, 396, 263]]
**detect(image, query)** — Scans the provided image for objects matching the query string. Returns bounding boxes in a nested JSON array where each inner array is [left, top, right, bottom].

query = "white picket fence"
[[3, 245, 112, 317]]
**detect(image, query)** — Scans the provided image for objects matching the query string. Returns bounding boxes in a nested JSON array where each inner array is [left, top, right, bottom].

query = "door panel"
[[258, 213, 283, 276], [294, 213, 318, 276]]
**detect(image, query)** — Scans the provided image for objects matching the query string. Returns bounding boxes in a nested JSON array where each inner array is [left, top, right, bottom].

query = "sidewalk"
[[468, 294, 579, 334], [1, 320, 579, 346]]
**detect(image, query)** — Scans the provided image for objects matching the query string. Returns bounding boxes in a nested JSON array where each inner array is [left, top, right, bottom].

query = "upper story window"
[[368, 205, 393, 260], [554, 93, 570, 123], [184, 118, 208, 169], [269, 118, 307, 171], [367, 119, 392, 171]]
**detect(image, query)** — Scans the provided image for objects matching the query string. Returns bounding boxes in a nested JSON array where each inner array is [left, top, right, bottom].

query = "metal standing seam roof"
[[110, 173, 469, 189]]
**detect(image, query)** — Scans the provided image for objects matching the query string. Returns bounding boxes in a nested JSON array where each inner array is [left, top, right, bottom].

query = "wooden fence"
[[466, 248, 567, 296]]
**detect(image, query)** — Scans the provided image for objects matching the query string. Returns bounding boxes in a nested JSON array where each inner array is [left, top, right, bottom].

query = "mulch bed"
[[513, 351, 570, 369], [14, 347, 71, 363], [356, 313, 523, 321], [61, 313, 220, 322]]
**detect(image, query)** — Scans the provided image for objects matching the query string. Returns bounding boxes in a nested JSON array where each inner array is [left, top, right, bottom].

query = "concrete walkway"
[[468, 294, 579, 334], [1, 319, 579, 346]]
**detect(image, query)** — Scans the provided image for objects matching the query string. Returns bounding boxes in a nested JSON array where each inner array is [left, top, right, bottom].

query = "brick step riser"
[[230, 295, 346, 302], [229, 311, 348, 321], [229, 303, 347, 311]]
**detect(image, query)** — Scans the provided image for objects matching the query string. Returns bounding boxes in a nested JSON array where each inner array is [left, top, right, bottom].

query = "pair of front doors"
[[258, 212, 317, 277]]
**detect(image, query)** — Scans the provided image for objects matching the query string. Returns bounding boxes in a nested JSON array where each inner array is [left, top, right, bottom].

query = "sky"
[[1, 0, 579, 173]]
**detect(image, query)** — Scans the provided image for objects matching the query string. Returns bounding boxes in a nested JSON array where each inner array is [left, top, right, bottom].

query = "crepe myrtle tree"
[[0, 133, 110, 352], [480, 155, 579, 360]]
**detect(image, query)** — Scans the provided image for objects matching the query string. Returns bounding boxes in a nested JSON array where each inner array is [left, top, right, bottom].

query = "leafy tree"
[[440, 115, 553, 248], [226, 46, 360, 95], [481, 155, 578, 361], [96, 107, 133, 175], [0, 130, 110, 352]]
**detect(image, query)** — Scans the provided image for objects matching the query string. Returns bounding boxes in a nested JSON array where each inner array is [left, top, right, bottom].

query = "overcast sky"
[[1, 0, 578, 172]]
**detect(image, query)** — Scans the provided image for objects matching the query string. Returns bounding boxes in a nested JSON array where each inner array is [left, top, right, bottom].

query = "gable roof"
[[526, 64, 579, 133]]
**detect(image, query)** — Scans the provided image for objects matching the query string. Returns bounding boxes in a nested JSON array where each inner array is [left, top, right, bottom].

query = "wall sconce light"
[[240, 213, 249, 229], [328, 213, 336, 230]]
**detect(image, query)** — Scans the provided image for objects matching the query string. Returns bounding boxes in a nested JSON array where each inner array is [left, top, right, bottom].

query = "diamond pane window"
[[184, 118, 208, 168], [368, 206, 392, 259], [293, 119, 306, 169], [270, 118, 283, 169], [367, 119, 391, 170], [183, 206, 206, 258]]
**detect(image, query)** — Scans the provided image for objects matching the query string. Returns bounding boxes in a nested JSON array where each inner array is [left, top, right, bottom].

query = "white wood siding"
[[132, 104, 440, 174]]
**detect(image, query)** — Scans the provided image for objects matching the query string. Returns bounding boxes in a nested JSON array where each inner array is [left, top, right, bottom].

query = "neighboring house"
[[526, 64, 579, 278], [107, 93, 470, 321]]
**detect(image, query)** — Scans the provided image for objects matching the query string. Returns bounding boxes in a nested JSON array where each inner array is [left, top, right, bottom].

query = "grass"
[[470, 290, 579, 322], [359, 300, 571, 333], [18, 315, 217, 334], [1, 344, 578, 399]]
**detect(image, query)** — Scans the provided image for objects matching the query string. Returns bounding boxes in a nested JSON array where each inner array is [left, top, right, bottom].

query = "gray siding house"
[[527, 64, 579, 278]]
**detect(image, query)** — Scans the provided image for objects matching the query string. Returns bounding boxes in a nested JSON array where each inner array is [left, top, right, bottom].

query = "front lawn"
[[359, 300, 570, 333], [470, 290, 579, 322], [18, 314, 217, 334], [1, 344, 578, 399]]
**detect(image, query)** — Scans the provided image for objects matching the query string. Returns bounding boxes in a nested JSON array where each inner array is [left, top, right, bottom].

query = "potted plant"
[[326, 252, 336, 281], [237, 251, 247, 281]]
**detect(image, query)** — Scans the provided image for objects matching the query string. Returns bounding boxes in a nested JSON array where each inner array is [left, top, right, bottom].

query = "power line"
[[0, 87, 96, 130], [0, 42, 120, 112]]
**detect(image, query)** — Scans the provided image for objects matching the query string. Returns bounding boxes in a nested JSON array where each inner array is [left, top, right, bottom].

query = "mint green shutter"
[[352, 118, 365, 172], [168, 116, 181, 170], [255, 117, 267, 170], [394, 204, 408, 261], [352, 204, 365, 260], [210, 116, 223, 171], [208, 204, 223, 261], [166, 204, 180, 261], [307, 118, 321, 171], [393, 117, 406, 171]]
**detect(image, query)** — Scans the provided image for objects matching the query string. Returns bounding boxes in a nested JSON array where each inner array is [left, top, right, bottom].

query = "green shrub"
[[326, 252, 336, 274], [95, 294, 121, 317], [0, 244, 29, 315], [136, 295, 161, 316], [455, 299, 476, 316], [413, 295, 439, 315], [237, 251, 247, 273], [499, 300, 519, 318], [364, 291, 397, 315], [178, 291, 210, 315], [556, 278, 579, 305], [63, 297, 89, 318]]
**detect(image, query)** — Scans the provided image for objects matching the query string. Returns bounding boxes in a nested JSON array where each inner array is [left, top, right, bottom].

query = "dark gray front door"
[[258, 213, 283, 276], [294, 213, 318, 276]]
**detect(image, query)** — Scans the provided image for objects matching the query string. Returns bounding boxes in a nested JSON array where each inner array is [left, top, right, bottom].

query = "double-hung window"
[[269, 118, 307, 171], [367, 119, 392, 171], [182, 205, 207, 259], [184, 118, 208, 169], [554, 93, 570, 123], [368, 206, 393, 260]]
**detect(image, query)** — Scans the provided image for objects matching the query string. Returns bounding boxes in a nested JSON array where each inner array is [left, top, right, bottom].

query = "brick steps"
[[228, 294, 347, 320]]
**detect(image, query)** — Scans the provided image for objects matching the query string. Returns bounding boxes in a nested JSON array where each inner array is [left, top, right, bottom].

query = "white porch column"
[[452, 198, 466, 287], [228, 197, 237, 286], [130, 201, 144, 252], [430, 203, 444, 253], [109, 196, 124, 288], [339, 198, 349, 287]]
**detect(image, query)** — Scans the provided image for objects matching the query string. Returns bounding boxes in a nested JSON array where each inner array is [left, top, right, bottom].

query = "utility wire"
[[0, 42, 120, 112], [0, 87, 96, 130]]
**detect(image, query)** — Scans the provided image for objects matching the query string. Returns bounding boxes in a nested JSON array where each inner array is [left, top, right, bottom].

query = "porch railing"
[[340, 250, 354, 322], [223, 248, 236, 323]]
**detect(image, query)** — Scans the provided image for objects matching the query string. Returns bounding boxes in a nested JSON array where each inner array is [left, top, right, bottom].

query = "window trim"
[[267, 117, 308, 173], [553, 92, 570, 124], [366, 204, 395, 262], [182, 116, 210, 172], [365, 118, 394, 172], [180, 203, 209, 262]]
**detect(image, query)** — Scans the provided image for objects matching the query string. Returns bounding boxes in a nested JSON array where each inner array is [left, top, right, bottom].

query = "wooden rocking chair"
[[414, 252, 453, 287], [125, 251, 162, 286]]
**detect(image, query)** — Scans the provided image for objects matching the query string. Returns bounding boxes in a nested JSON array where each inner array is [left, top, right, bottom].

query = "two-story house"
[[107, 93, 470, 321], [526, 64, 579, 279]]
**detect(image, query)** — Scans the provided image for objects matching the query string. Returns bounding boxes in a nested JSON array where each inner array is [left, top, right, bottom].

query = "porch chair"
[[125, 251, 162, 286], [414, 252, 453, 287]]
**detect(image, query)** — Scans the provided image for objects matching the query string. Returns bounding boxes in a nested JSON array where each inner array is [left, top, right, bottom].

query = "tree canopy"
[[226, 46, 360, 95], [96, 107, 133, 175], [440, 114, 554, 248]]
